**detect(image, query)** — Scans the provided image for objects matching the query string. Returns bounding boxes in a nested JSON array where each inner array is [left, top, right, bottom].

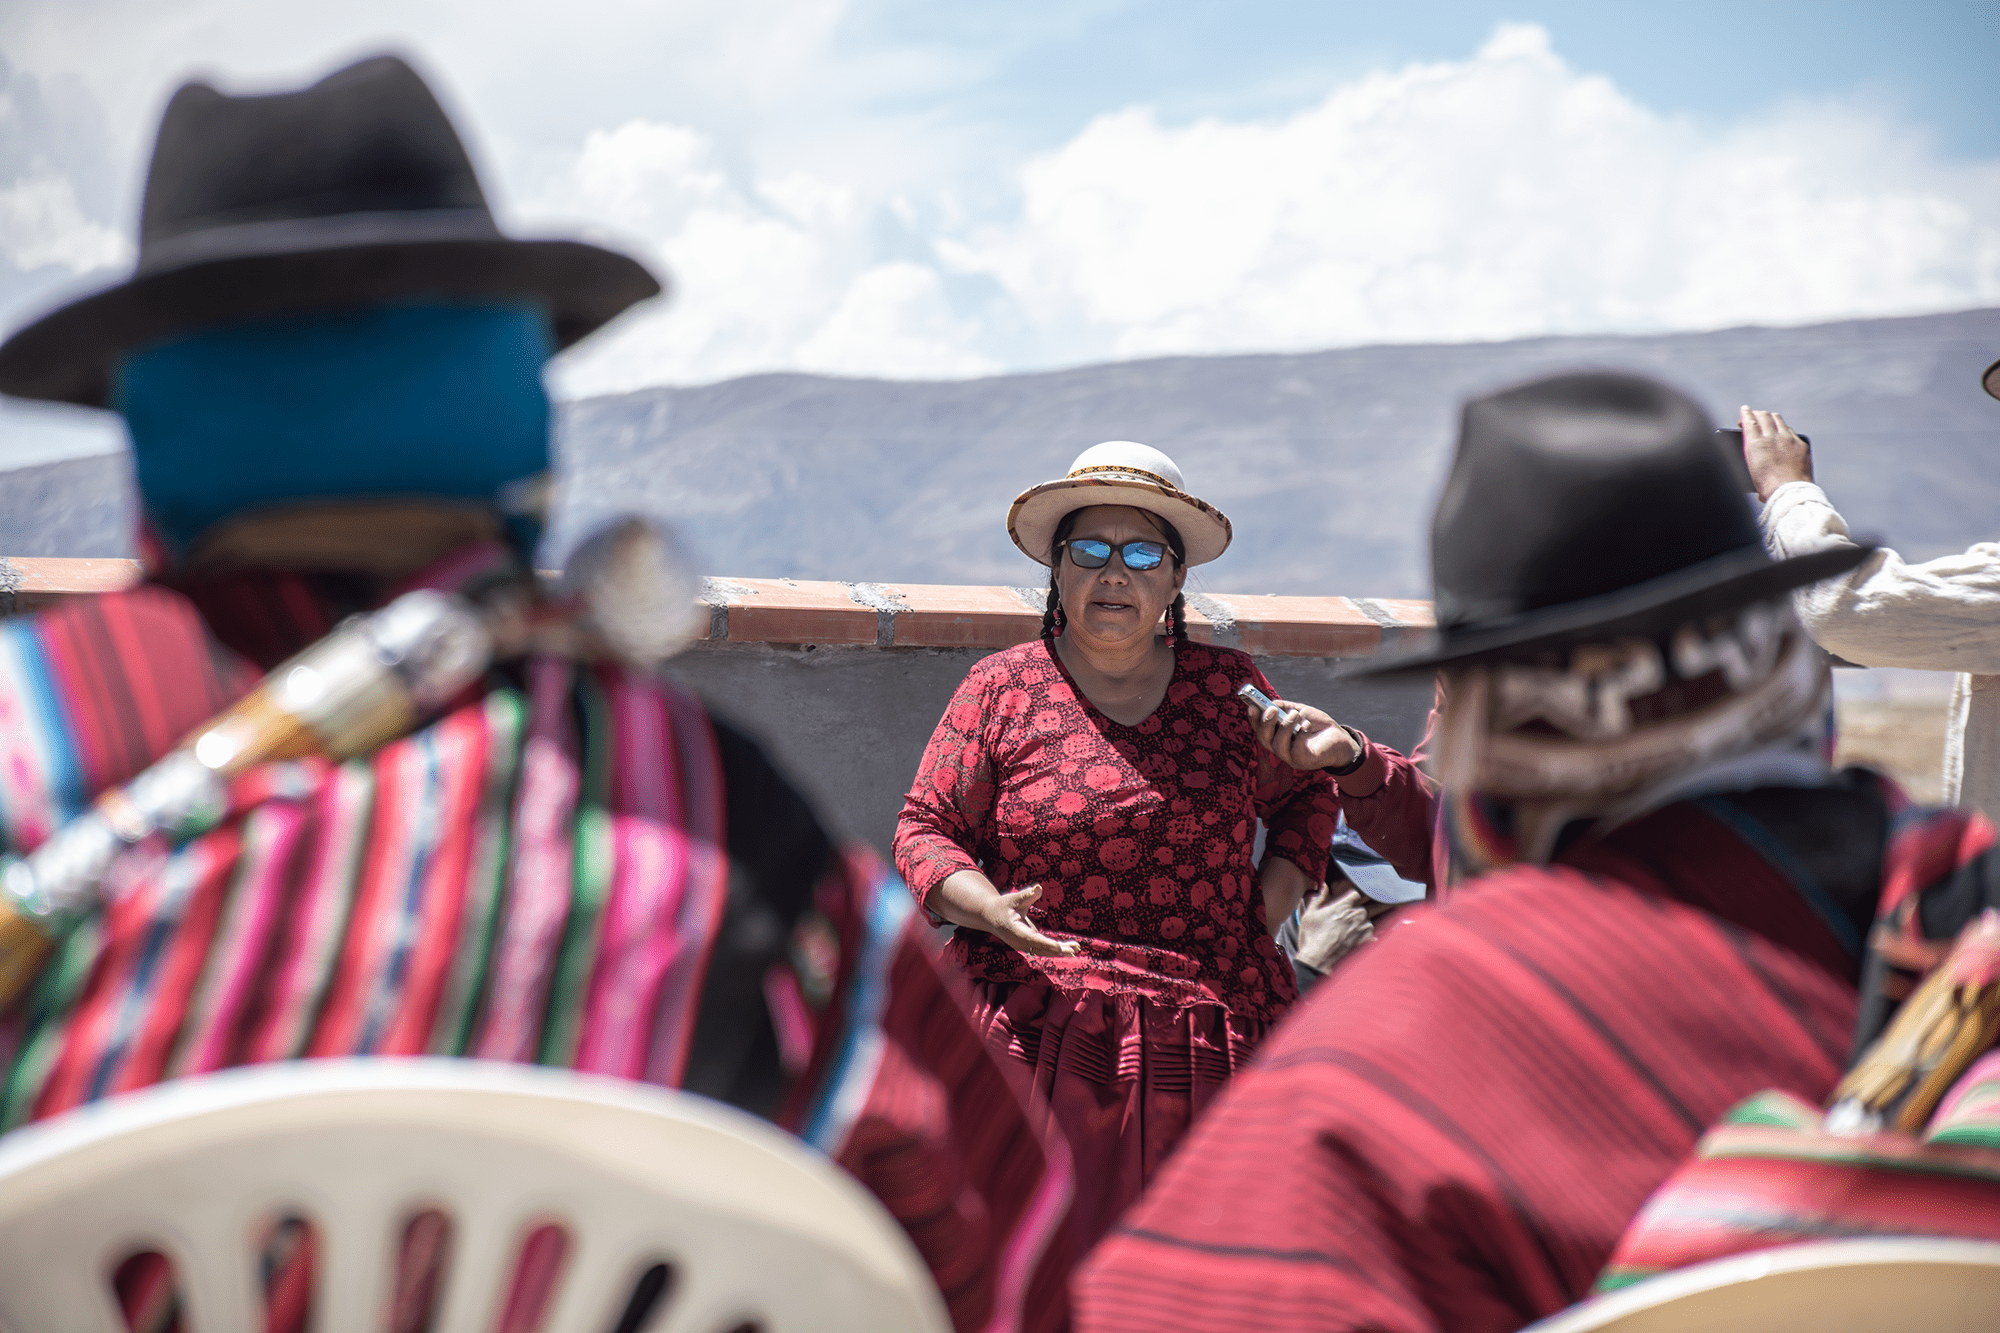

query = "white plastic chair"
[[1526, 1238, 2000, 1332], [0, 1058, 950, 1333]]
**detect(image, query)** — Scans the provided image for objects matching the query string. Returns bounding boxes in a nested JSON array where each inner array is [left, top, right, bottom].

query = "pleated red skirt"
[[967, 977, 1270, 1258]]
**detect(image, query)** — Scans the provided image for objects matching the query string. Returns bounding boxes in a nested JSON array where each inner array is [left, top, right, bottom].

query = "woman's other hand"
[[932, 871, 1083, 957], [1243, 697, 1360, 771]]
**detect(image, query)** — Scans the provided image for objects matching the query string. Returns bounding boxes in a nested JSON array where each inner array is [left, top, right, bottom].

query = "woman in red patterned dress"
[[894, 441, 1341, 1253]]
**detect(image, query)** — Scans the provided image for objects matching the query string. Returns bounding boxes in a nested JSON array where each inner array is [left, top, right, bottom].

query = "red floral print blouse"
[[894, 638, 1339, 1022]]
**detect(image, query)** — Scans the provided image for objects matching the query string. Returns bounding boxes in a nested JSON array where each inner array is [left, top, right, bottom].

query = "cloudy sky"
[[2, 0, 1995, 460]]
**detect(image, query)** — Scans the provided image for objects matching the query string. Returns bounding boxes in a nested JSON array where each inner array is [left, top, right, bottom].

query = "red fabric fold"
[[969, 976, 1266, 1257]]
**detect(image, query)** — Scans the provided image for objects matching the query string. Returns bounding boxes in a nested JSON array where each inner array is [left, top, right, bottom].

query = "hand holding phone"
[[1236, 681, 1308, 733], [1236, 684, 1365, 772], [1731, 410, 1816, 503]]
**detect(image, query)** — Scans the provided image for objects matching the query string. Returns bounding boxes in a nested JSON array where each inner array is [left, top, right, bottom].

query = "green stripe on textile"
[[1704, 1129, 2000, 1182], [537, 673, 615, 1067], [277, 761, 373, 1059], [1716, 1089, 1820, 1131], [1929, 1125, 2000, 1149], [539, 805, 614, 1066], [429, 689, 526, 1056], [1, 919, 101, 1130], [579, 666, 615, 809], [1592, 1268, 1662, 1294]]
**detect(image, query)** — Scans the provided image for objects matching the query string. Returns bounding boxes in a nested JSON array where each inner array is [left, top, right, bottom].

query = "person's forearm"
[[1338, 746, 1441, 892], [892, 796, 984, 916], [929, 868, 1080, 957], [1259, 857, 1315, 936], [1765, 486, 2000, 674], [930, 868, 1007, 934]]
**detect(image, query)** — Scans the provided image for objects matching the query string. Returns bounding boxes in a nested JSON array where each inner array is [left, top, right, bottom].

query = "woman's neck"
[[1055, 631, 1176, 726]]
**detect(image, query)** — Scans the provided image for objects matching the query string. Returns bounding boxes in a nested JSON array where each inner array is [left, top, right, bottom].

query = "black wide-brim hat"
[[1353, 370, 1874, 678], [0, 54, 662, 408]]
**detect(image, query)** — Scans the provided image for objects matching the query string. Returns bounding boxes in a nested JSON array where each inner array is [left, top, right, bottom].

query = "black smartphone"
[[1715, 426, 1808, 493], [1716, 427, 1810, 448]]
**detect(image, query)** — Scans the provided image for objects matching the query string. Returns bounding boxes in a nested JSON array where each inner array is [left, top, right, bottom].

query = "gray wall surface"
[[666, 640, 1436, 858]]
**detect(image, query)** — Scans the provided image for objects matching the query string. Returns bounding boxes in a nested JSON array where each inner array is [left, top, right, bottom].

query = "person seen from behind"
[[0, 54, 1071, 1333], [1073, 370, 2000, 1332]]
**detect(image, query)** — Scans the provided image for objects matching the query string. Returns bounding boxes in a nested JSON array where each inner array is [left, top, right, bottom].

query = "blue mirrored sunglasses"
[[1066, 538, 1169, 571]]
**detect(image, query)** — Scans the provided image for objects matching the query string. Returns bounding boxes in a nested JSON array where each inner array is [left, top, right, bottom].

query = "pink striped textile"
[[0, 578, 1077, 1333]]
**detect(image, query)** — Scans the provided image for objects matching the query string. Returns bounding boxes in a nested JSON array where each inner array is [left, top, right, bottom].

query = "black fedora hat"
[[0, 54, 662, 408], [1354, 370, 1873, 678]]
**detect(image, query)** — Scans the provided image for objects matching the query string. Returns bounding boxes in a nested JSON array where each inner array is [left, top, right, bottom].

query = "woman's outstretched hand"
[[1243, 697, 1360, 772], [931, 871, 1082, 957], [978, 884, 1083, 957]]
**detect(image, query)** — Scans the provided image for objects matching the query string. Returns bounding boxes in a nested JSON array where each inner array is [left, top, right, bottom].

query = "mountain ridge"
[[3, 306, 1995, 602], [550, 306, 2000, 598]]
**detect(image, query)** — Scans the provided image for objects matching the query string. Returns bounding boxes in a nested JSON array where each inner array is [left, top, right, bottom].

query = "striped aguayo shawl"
[[1595, 1078, 2000, 1293], [1074, 786, 1994, 1333], [1596, 800, 2000, 1291], [0, 584, 1073, 1333]]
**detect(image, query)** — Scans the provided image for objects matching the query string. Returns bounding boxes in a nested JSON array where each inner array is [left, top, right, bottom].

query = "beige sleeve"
[[1761, 481, 2000, 675]]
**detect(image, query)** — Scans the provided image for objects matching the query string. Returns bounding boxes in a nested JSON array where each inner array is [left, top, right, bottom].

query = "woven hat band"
[[1066, 463, 1179, 489]]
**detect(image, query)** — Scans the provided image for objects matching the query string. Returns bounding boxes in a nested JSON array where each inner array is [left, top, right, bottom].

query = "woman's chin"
[[1075, 616, 1152, 647]]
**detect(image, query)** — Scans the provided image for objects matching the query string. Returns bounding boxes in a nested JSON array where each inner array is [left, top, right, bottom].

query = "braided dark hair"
[[1042, 509, 1190, 648], [1040, 510, 1077, 640]]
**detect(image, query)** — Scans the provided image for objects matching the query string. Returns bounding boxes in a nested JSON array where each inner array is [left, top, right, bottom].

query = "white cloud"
[[537, 119, 996, 394], [796, 261, 999, 379], [0, 170, 127, 273], [942, 23, 2000, 364], [1, 12, 1996, 401]]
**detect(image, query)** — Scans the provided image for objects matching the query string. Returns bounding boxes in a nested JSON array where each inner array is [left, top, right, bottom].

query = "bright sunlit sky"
[[2, 1, 1996, 461]]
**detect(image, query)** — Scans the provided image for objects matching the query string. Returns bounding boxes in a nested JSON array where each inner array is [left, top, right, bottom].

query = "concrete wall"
[[668, 640, 1437, 857], [5, 560, 1960, 854]]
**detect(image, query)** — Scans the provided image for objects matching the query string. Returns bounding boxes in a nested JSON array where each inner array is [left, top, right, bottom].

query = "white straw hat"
[[1007, 441, 1233, 567]]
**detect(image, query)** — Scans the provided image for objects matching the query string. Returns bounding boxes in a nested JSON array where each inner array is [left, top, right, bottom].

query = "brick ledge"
[[0, 558, 1434, 659]]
